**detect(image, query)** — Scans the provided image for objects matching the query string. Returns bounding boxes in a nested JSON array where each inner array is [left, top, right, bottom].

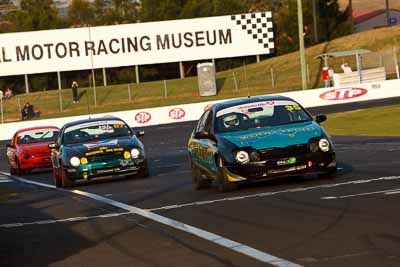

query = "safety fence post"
[[232, 71, 238, 92], [270, 68, 275, 88], [1, 97, 3, 124], [57, 71, 63, 112], [164, 80, 168, 99], [128, 84, 132, 102], [393, 46, 399, 79]]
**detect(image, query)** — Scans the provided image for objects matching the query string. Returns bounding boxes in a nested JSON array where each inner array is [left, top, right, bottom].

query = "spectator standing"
[[21, 102, 34, 120], [0, 89, 3, 100], [71, 81, 79, 103], [341, 63, 352, 73], [4, 88, 13, 99], [322, 67, 329, 88], [328, 66, 335, 87]]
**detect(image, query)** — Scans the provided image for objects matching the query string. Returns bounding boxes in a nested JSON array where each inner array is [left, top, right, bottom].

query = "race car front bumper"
[[224, 152, 336, 181], [19, 155, 53, 170], [64, 157, 147, 181]]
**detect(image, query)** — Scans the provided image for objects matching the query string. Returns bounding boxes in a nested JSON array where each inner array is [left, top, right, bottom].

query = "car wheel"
[[217, 157, 238, 192], [318, 167, 337, 179], [9, 164, 16, 175], [138, 161, 149, 178], [53, 167, 62, 188], [15, 159, 24, 176], [192, 166, 212, 190], [59, 164, 74, 188], [139, 168, 150, 178], [129, 161, 149, 179]]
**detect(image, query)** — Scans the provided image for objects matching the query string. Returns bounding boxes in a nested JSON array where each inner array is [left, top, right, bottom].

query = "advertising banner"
[[0, 12, 274, 76]]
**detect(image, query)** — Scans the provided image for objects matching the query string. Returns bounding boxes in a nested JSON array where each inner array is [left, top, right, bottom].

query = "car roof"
[[211, 95, 295, 113], [16, 126, 59, 135], [62, 116, 125, 129]]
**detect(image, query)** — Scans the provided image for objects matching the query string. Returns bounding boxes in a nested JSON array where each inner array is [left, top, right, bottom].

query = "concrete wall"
[[1, 79, 399, 141]]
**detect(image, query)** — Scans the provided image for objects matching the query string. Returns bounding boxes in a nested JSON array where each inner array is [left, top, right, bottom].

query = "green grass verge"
[[323, 104, 400, 136]]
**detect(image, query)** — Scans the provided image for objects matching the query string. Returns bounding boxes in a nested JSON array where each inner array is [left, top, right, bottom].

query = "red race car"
[[6, 126, 60, 175]]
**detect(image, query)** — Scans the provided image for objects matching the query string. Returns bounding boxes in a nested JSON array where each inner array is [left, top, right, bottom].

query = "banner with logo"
[[0, 79, 399, 140], [0, 12, 274, 76]]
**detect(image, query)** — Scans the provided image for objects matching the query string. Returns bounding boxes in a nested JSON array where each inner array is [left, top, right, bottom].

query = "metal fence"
[[0, 47, 399, 123]]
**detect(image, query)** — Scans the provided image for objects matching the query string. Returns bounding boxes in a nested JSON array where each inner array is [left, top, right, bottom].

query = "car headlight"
[[80, 157, 88, 165], [319, 139, 330, 152], [130, 148, 140, 158], [123, 151, 131, 159], [70, 157, 81, 167], [235, 151, 250, 164]]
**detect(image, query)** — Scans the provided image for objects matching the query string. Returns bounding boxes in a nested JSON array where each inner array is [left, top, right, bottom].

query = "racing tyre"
[[137, 167, 149, 178], [53, 167, 62, 188], [131, 161, 149, 178], [217, 158, 238, 192], [9, 165, 16, 175], [318, 167, 337, 179], [192, 167, 212, 190], [138, 160, 149, 178], [59, 164, 74, 188], [14, 159, 24, 176]]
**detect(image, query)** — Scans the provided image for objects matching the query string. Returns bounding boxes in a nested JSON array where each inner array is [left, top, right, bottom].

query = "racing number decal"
[[285, 105, 301, 111]]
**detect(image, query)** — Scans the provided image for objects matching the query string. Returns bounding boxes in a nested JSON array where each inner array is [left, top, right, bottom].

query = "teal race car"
[[49, 117, 148, 188], [188, 96, 337, 192]]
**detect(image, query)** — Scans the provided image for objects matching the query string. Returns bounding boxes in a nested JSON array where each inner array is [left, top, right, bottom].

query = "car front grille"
[[34, 151, 50, 156], [259, 144, 308, 160], [88, 152, 123, 163]]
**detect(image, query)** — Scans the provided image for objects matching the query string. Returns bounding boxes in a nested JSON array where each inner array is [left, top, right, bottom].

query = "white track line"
[[0, 211, 133, 228], [0, 174, 13, 183], [148, 175, 400, 212], [385, 190, 400, 195], [0, 172, 302, 267], [321, 188, 400, 200]]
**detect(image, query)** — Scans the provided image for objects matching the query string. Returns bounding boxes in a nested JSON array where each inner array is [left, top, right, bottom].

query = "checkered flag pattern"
[[231, 12, 274, 54]]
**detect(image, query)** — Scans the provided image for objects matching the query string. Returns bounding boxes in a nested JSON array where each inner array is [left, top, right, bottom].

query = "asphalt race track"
[[1, 102, 400, 267]]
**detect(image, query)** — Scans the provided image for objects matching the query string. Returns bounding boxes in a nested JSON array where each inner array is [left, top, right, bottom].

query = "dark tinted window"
[[216, 100, 311, 133]]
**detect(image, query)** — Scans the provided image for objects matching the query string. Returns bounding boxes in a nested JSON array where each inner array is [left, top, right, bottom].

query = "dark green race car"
[[188, 96, 337, 192], [49, 117, 148, 188]]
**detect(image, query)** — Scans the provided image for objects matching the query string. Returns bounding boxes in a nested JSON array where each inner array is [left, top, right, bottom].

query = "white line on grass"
[[0, 171, 302, 267]]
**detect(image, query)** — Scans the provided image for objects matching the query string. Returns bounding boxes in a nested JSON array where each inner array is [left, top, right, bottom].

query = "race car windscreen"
[[215, 100, 312, 133], [63, 120, 132, 144], [18, 129, 59, 144]]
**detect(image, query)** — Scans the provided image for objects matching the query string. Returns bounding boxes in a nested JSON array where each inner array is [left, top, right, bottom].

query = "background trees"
[[5, 0, 66, 32], [0, 0, 353, 92]]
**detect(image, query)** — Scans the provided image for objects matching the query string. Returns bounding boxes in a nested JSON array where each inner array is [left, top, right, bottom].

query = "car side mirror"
[[315, 114, 327, 124], [136, 130, 145, 137], [194, 131, 216, 141], [48, 143, 59, 149]]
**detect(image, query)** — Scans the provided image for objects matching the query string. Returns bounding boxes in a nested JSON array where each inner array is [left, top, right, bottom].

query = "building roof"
[[353, 9, 400, 24], [315, 49, 371, 60]]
